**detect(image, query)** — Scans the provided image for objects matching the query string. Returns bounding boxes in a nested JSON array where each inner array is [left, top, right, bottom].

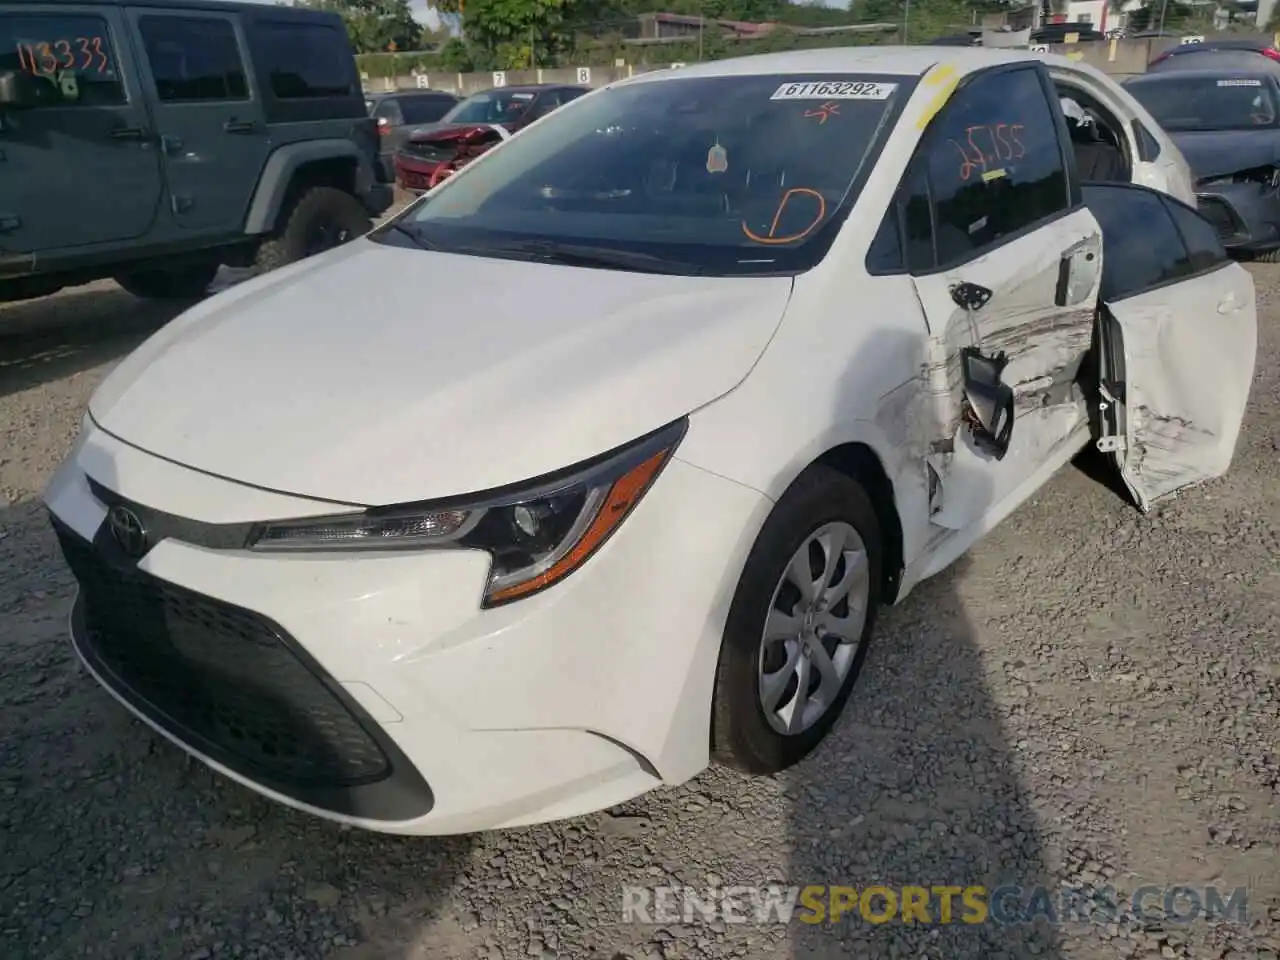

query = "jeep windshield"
[[1128, 75, 1279, 130], [375, 73, 912, 276]]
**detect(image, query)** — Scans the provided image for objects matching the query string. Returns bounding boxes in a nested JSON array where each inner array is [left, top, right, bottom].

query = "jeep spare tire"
[[114, 260, 220, 301], [255, 186, 372, 272]]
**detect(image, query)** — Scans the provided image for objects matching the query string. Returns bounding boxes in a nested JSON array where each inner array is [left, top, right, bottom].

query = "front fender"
[[244, 140, 379, 235]]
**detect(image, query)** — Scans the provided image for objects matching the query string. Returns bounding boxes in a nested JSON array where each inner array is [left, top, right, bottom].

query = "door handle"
[[223, 119, 257, 134], [108, 126, 148, 141]]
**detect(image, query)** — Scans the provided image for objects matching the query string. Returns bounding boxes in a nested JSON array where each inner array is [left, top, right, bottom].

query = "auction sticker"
[[770, 80, 897, 100]]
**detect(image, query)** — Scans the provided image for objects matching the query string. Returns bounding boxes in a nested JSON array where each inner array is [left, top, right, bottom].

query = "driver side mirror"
[[0, 70, 40, 109], [960, 346, 1015, 460]]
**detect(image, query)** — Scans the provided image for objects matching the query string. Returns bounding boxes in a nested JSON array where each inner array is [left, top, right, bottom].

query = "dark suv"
[[0, 0, 394, 303]]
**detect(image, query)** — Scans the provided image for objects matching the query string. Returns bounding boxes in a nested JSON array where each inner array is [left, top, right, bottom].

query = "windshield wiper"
[[382, 222, 437, 251], [480, 240, 702, 275]]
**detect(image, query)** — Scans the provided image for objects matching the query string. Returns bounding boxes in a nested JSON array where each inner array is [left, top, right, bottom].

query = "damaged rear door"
[[1083, 182, 1258, 511], [902, 64, 1100, 532]]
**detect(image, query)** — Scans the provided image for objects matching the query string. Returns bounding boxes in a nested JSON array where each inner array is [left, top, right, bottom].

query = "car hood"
[[406, 122, 510, 143], [89, 241, 793, 506], [1171, 129, 1280, 181]]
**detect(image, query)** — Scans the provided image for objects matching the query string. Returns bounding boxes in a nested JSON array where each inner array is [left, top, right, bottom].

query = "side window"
[[0, 13, 126, 107], [901, 161, 935, 272], [924, 67, 1069, 267], [865, 159, 931, 274], [373, 98, 403, 125], [400, 97, 451, 124], [138, 16, 248, 103], [1082, 183, 1186, 300], [254, 21, 355, 99], [560, 88, 587, 104], [527, 91, 566, 121], [865, 207, 903, 273], [1131, 120, 1161, 162], [1165, 199, 1229, 274]]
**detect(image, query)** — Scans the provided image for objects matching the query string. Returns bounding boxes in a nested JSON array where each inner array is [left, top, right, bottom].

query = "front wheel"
[[711, 465, 882, 775]]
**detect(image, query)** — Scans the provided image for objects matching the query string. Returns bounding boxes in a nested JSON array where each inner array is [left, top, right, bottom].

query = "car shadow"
[[781, 326, 1063, 957], [1071, 445, 1134, 506], [0, 286, 181, 401], [784, 556, 1063, 958], [0, 493, 475, 959]]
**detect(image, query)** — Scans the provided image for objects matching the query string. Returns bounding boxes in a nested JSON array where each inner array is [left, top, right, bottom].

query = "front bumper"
[[45, 422, 771, 835], [394, 153, 446, 194], [1195, 182, 1280, 254]]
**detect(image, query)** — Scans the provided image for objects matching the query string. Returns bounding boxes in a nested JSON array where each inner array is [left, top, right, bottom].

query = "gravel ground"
[[0, 260, 1276, 960]]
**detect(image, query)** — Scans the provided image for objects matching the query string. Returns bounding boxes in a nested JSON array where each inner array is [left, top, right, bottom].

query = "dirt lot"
[[0, 265, 1277, 960]]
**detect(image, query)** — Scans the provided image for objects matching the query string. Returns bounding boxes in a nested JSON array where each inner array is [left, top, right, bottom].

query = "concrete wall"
[[357, 36, 1245, 95]]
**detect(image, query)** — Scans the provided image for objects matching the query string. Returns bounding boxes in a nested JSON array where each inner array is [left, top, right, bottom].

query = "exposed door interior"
[[1083, 182, 1258, 510]]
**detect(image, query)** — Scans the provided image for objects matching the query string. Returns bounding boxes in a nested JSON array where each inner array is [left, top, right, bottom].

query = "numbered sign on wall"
[[1029, 44, 1049, 53], [492, 71, 507, 87], [415, 74, 431, 89], [576, 67, 591, 84], [1180, 35, 1205, 44]]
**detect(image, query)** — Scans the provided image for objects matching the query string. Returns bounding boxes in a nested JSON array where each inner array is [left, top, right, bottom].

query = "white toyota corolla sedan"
[[45, 47, 1255, 835]]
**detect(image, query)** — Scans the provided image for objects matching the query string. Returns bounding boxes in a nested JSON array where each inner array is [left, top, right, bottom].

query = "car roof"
[[467, 84, 587, 94], [619, 45, 1067, 84], [368, 90, 457, 100], [1128, 66, 1276, 83], [1164, 37, 1270, 51]]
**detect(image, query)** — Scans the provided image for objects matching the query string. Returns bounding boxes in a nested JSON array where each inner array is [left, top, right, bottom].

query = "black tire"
[[114, 260, 220, 301], [254, 186, 372, 273], [711, 465, 883, 775]]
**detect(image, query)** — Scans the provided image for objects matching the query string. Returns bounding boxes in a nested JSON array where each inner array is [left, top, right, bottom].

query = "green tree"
[[294, 0, 421, 53]]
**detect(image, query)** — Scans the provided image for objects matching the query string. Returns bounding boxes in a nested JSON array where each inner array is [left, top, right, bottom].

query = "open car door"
[[1083, 183, 1258, 511]]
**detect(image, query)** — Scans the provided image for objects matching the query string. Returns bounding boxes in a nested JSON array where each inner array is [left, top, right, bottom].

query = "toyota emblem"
[[107, 504, 148, 558]]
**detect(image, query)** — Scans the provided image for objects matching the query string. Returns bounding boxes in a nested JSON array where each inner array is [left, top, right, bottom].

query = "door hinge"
[[1096, 435, 1126, 453]]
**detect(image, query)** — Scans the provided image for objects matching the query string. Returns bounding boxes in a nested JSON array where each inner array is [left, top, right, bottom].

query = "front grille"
[[1196, 195, 1245, 243], [54, 521, 391, 791], [403, 140, 453, 162]]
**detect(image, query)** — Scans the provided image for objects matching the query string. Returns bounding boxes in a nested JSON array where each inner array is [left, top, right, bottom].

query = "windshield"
[[1129, 76, 1278, 130], [379, 73, 910, 276], [442, 89, 539, 125]]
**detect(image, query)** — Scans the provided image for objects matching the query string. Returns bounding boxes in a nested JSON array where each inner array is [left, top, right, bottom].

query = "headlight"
[[248, 419, 687, 607]]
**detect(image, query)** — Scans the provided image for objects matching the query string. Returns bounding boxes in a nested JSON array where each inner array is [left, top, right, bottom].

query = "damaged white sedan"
[[44, 47, 1256, 836]]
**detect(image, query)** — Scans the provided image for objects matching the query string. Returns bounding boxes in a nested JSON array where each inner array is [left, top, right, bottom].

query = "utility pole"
[[698, 14, 704, 61], [1157, 0, 1170, 34], [902, 0, 911, 43], [530, 23, 535, 69]]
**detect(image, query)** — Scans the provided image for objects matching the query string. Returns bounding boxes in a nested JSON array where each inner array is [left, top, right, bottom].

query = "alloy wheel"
[[757, 521, 870, 736]]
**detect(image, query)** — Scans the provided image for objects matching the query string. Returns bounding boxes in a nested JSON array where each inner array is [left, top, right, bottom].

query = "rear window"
[[1128, 76, 1278, 130], [388, 73, 911, 276], [254, 20, 355, 99], [402, 96, 455, 124]]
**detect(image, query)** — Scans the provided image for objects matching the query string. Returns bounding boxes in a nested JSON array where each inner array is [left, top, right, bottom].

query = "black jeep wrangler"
[[0, 0, 393, 302]]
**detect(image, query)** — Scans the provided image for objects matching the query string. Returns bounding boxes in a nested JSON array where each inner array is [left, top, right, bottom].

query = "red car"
[[394, 84, 589, 193]]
